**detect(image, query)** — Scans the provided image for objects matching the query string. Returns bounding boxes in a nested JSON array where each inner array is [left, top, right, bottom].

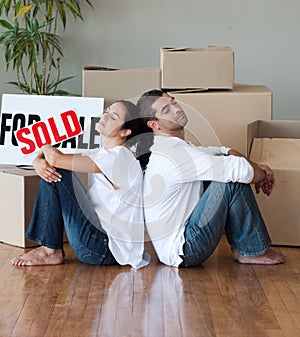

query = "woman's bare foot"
[[11, 246, 64, 267], [232, 248, 285, 265]]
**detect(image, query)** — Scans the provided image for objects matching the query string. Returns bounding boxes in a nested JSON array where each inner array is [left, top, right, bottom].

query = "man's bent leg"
[[181, 182, 229, 267], [225, 183, 284, 264], [224, 182, 271, 255], [181, 182, 284, 267]]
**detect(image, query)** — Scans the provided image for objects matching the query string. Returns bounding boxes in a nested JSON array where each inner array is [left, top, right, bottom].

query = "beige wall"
[[1, 0, 300, 120]]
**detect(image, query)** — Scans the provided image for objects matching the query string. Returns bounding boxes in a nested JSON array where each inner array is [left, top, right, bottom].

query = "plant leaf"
[[14, 4, 33, 19], [0, 19, 13, 29], [46, 75, 75, 91]]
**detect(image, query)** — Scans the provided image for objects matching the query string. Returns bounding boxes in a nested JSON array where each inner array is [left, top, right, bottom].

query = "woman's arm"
[[32, 150, 62, 182], [41, 145, 102, 174]]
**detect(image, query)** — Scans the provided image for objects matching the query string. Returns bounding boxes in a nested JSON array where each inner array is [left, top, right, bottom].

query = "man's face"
[[151, 93, 188, 133]]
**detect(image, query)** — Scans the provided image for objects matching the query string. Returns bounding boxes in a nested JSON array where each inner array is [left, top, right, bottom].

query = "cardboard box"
[[0, 166, 40, 247], [82, 66, 161, 107], [0, 166, 87, 248], [161, 46, 234, 90], [172, 84, 272, 155], [248, 120, 300, 246]]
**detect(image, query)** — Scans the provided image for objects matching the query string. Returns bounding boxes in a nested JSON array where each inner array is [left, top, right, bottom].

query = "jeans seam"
[[230, 184, 270, 256], [55, 178, 96, 232]]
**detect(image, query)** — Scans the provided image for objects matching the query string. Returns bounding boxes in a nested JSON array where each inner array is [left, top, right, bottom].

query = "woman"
[[11, 100, 151, 269]]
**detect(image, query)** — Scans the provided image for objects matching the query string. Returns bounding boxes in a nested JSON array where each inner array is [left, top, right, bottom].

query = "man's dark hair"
[[136, 89, 164, 123]]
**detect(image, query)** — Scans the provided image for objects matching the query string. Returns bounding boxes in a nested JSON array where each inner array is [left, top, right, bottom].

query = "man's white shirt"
[[143, 136, 254, 267]]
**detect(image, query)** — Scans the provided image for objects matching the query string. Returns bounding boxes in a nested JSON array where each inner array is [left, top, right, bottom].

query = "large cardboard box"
[[0, 166, 40, 247], [82, 66, 161, 107], [161, 46, 234, 90], [172, 84, 272, 155], [248, 120, 300, 246], [0, 166, 87, 248]]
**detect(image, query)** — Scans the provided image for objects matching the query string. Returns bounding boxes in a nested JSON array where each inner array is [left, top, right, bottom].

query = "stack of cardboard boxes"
[[83, 46, 272, 155], [83, 46, 299, 246]]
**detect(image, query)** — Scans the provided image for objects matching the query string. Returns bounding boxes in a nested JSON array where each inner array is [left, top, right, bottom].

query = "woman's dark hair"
[[120, 100, 153, 170]]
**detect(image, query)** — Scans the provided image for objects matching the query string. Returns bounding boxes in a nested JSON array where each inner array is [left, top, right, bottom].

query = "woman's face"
[[96, 102, 128, 137]]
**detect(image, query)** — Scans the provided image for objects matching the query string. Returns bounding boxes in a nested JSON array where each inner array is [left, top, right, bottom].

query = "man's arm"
[[228, 149, 275, 196]]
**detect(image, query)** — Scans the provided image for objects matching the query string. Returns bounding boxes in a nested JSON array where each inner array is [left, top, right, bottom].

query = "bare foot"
[[11, 246, 64, 267], [232, 248, 285, 265]]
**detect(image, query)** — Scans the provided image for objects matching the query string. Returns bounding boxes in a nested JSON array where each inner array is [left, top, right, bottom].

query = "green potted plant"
[[0, 0, 93, 95]]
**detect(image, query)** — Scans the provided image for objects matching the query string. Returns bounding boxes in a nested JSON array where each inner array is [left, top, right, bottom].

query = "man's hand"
[[254, 164, 275, 196], [228, 149, 275, 195]]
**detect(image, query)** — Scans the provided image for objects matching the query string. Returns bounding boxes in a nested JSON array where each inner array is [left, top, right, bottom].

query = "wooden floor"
[[0, 237, 300, 337]]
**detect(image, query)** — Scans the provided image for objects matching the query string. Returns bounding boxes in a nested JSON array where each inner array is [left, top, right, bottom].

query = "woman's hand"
[[33, 150, 62, 182], [35, 144, 102, 174], [42, 144, 61, 165]]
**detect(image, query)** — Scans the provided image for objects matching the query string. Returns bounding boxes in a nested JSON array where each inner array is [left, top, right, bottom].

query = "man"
[[137, 89, 285, 267]]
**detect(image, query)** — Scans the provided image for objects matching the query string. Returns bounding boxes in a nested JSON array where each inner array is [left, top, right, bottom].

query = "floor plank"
[[1, 237, 300, 337]]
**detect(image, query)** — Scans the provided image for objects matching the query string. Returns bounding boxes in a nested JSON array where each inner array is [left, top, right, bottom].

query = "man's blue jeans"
[[180, 182, 271, 267], [26, 169, 117, 265]]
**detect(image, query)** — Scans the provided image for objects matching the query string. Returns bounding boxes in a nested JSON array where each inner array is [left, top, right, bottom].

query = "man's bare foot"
[[232, 248, 285, 265], [11, 246, 64, 267]]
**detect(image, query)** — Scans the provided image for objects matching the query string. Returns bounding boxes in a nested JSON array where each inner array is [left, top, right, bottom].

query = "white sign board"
[[0, 94, 104, 165]]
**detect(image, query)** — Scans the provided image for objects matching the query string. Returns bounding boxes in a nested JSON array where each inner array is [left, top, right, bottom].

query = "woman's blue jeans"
[[26, 169, 117, 265], [180, 182, 271, 267]]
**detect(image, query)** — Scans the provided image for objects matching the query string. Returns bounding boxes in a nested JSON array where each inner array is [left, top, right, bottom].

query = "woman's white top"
[[85, 146, 149, 269]]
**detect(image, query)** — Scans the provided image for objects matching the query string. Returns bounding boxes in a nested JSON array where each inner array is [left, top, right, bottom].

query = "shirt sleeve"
[[87, 146, 140, 189], [170, 143, 254, 184], [201, 145, 231, 155]]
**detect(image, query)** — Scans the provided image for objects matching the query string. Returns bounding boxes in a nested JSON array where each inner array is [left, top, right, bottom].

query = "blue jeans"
[[180, 182, 271, 267], [26, 169, 117, 266]]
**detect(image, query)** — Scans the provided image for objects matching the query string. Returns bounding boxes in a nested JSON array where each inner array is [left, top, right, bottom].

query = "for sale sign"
[[15, 109, 83, 155], [0, 94, 104, 165]]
